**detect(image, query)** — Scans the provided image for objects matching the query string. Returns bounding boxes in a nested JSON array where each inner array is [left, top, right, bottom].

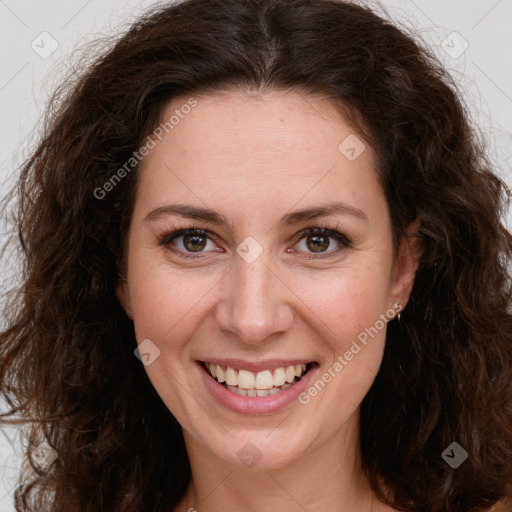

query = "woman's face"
[[117, 90, 418, 470]]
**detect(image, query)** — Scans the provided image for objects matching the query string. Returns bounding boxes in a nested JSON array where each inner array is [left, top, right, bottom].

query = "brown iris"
[[306, 234, 330, 252], [183, 234, 207, 252]]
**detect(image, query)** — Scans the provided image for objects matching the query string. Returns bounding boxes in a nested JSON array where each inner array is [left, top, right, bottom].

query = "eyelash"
[[158, 223, 352, 260]]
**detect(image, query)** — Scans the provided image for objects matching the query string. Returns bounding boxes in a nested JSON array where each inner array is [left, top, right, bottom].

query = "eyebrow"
[[143, 201, 368, 228]]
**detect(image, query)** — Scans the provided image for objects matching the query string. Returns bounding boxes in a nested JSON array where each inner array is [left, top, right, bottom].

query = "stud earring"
[[392, 302, 402, 322]]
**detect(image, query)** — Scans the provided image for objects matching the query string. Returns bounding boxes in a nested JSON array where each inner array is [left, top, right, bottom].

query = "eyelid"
[[158, 226, 216, 246], [158, 224, 352, 259]]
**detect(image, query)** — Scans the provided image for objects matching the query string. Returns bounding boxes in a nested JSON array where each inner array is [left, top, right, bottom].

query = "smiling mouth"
[[200, 361, 317, 397]]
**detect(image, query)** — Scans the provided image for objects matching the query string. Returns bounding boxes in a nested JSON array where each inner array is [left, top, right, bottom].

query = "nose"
[[214, 251, 294, 345]]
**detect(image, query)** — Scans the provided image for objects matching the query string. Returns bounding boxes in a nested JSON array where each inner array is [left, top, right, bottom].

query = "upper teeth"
[[206, 363, 307, 389]]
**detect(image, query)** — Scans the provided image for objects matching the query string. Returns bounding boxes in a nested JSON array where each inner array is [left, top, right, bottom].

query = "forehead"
[[152, 89, 356, 160], [134, 89, 385, 227]]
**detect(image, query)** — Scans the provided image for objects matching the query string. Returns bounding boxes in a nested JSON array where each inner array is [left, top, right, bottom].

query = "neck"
[[175, 413, 383, 512]]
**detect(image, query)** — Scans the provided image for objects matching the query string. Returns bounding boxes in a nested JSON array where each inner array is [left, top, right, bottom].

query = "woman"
[[1, 0, 511, 511]]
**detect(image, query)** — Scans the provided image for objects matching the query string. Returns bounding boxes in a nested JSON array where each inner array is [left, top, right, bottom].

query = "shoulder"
[[488, 498, 512, 512]]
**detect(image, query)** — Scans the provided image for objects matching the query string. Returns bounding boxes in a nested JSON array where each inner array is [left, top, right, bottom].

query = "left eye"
[[159, 227, 351, 259], [292, 228, 351, 257]]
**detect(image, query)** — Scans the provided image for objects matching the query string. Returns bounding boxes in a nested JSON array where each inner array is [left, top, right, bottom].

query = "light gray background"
[[1, 0, 511, 509]]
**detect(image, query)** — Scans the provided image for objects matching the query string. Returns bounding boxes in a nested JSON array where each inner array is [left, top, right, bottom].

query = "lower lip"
[[197, 362, 318, 415]]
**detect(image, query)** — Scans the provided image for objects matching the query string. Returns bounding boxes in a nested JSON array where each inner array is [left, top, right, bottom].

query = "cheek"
[[127, 256, 214, 348], [297, 273, 391, 412], [294, 263, 392, 347]]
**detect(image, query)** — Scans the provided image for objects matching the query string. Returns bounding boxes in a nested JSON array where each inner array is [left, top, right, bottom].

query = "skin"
[[117, 89, 421, 512]]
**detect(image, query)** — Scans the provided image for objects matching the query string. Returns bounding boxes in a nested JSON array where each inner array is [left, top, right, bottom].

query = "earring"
[[392, 302, 402, 322]]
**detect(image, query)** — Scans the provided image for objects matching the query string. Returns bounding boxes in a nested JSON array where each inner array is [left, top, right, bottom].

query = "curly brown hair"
[[1, 0, 512, 511]]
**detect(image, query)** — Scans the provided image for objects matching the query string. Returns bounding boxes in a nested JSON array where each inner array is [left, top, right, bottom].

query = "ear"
[[389, 220, 422, 311], [116, 273, 134, 320]]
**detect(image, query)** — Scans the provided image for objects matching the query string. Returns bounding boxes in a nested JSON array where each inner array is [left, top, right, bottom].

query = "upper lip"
[[198, 359, 317, 372]]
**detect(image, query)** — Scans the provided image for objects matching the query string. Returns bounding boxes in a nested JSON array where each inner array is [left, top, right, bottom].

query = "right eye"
[[159, 228, 223, 259]]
